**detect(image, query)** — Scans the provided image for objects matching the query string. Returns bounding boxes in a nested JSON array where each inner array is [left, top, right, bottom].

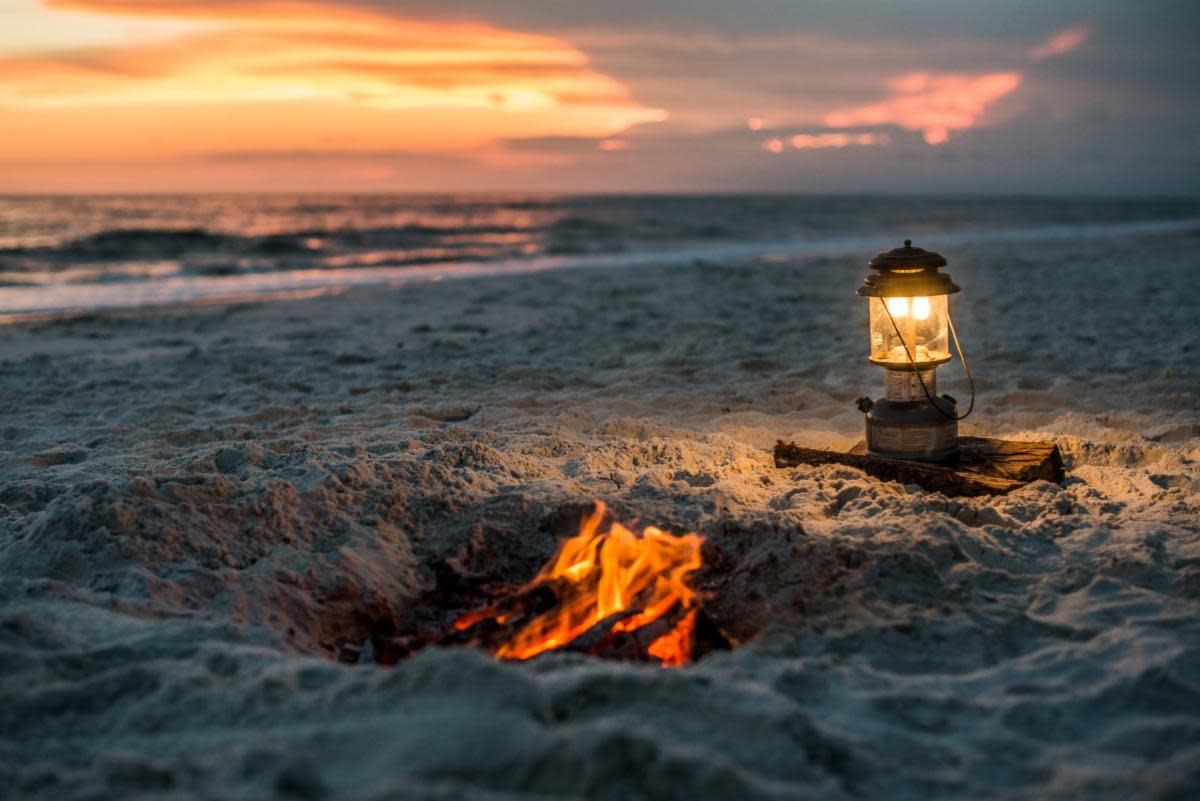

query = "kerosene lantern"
[[855, 240, 973, 461]]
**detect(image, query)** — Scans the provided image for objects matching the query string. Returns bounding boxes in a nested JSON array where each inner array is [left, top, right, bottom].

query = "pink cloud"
[[1029, 25, 1092, 61], [823, 71, 1022, 145], [789, 132, 889, 149]]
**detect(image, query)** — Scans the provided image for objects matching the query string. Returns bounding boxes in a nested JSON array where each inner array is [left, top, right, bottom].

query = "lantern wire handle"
[[880, 299, 975, 421]]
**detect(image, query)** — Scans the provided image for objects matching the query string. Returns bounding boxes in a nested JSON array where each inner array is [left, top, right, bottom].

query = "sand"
[[1, 227, 1199, 800]]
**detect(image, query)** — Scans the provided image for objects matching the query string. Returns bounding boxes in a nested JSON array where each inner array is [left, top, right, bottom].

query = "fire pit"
[[348, 501, 734, 667]]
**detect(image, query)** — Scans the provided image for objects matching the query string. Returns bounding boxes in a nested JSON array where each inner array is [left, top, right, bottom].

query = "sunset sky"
[[2, 0, 1197, 194]]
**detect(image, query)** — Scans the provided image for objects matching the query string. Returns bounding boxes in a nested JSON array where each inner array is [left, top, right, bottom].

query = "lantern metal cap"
[[857, 239, 959, 297], [868, 239, 947, 271]]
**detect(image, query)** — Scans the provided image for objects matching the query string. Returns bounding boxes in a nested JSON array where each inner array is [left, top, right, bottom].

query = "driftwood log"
[[774, 436, 1064, 497]]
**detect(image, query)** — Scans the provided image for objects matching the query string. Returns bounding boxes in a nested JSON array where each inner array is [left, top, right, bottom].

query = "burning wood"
[[451, 501, 724, 667]]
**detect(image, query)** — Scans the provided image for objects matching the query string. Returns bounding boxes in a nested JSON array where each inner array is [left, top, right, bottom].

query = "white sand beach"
[[2, 226, 1199, 800]]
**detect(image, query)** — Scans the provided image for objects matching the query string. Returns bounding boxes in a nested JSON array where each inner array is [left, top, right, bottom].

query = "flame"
[[645, 608, 698, 667], [457, 501, 705, 666]]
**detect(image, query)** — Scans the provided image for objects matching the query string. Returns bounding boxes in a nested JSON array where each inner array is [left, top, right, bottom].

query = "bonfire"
[[451, 501, 723, 667]]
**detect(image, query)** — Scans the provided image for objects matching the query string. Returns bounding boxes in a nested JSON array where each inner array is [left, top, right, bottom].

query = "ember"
[[454, 501, 708, 666]]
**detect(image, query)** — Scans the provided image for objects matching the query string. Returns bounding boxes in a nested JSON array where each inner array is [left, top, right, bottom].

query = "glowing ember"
[[455, 501, 705, 666]]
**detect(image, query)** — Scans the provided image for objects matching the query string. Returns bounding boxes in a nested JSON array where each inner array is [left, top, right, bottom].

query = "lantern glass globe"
[[868, 294, 951, 368]]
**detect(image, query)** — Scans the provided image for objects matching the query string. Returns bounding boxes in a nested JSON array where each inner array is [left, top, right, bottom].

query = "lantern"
[[855, 240, 974, 461]]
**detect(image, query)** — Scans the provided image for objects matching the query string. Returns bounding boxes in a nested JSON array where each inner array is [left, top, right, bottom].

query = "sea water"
[[1, 194, 1197, 321]]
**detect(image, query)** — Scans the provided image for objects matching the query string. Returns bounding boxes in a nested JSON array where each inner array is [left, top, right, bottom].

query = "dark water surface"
[[1, 194, 1197, 319]]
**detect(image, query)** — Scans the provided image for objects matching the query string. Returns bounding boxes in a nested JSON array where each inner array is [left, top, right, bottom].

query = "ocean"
[[1, 194, 1198, 321]]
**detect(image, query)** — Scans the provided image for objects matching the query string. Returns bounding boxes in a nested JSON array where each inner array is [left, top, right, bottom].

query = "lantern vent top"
[[868, 240, 948, 272], [858, 239, 959, 297]]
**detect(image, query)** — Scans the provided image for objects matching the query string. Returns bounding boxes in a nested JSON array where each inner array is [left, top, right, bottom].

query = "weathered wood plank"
[[775, 436, 1064, 497]]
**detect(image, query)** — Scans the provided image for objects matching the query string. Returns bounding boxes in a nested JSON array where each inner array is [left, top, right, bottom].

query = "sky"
[[1, 0, 1197, 194]]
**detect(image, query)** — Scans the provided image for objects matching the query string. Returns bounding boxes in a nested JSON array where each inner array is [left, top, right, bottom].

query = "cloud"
[[761, 132, 890, 152], [788, 132, 889, 149], [804, 23, 1086, 148], [823, 71, 1022, 145], [4, 4, 1192, 194], [0, 0, 664, 162], [1029, 25, 1092, 61]]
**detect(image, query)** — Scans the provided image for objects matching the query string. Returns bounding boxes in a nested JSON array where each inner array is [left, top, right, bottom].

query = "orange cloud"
[[0, 1, 664, 165], [1029, 25, 1092, 61], [824, 71, 1021, 145], [44, 0, 294, 13]]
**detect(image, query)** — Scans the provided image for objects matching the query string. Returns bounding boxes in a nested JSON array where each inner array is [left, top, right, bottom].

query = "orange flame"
[[457, 501, 704, 666]]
